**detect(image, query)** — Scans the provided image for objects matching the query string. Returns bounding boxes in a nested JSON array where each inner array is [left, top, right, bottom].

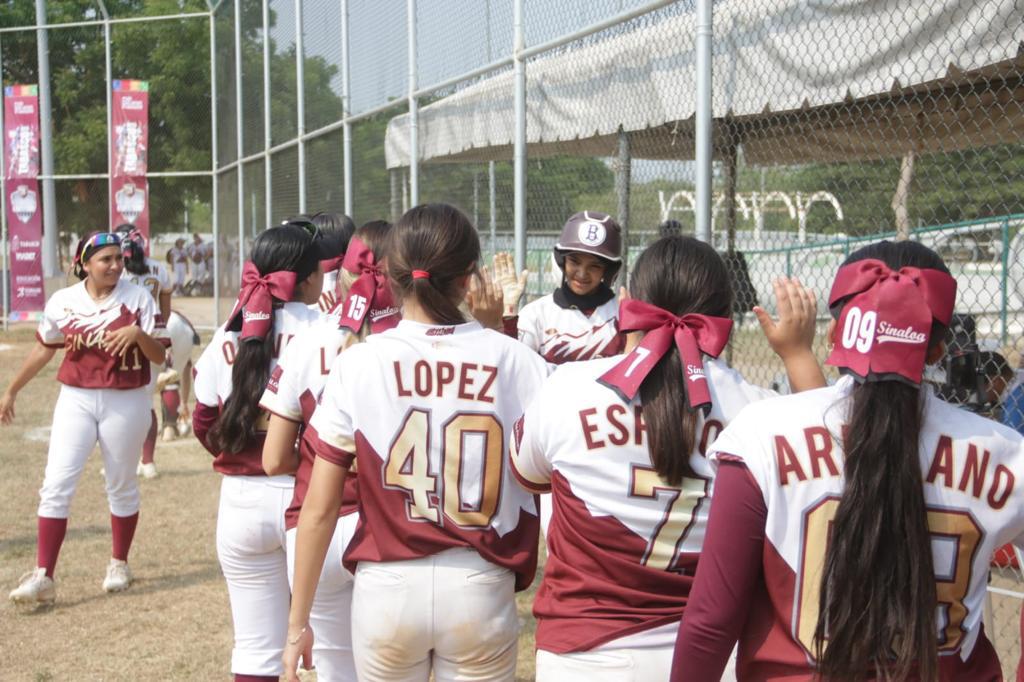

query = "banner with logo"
[[3, 84, 46, 315], [110, 80, 149, 239], [111, 79, 148, 178]]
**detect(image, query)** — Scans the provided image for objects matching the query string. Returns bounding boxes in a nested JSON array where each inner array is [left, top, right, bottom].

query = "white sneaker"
[[137, 462, 158, 479], [9, 568, 56, 605], [102, 559, 133, 593], [176, 417, 191, 437], [161, 425, 177, 442]]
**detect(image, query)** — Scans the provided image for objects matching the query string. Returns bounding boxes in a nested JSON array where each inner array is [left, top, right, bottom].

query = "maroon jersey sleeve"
[[193, 402, 221, 457], [671, 458, 766, 682]]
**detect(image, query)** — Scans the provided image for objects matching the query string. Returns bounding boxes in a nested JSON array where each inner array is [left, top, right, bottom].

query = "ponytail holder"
[[412, 270, 431, 280], [826, 258, 956, 386], [597, 299, 732, 415], [336, 237, 399, 334], [226, 261, 297, 341]]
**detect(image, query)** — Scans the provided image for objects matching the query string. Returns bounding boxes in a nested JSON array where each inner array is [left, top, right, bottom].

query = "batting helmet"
[[553, 211, 623, 283]]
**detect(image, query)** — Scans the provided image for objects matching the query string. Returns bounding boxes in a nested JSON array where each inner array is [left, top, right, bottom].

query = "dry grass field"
[[1, 316, 1021, 681]]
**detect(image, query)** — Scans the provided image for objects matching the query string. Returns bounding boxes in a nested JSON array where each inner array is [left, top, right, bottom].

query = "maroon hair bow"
[[227, 261, 297, 340], [598, 299, 733, 414], [826, 258, 956, 385], [335, 236, 399, 333]]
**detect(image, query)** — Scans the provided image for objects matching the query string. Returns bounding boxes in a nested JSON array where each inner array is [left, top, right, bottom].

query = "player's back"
[[710, 377, 1024, 680], [310, 318, 548, 590], [512, 355, 774, 653], [121, 259, 170, 305]]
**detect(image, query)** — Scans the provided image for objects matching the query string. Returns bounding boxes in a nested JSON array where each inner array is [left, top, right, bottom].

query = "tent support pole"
[[407, 0, 418, 205], [489, 160, 497, 257], [616, 128, 631, 284], [694, 0, 712, 244]]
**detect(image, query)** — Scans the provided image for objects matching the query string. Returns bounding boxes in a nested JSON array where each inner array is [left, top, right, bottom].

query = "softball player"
[[284, 204, 548, 682], [3, 232, 165, 604], [192, 222, 328, 681], [160, 310, 200, 440], [167, 238, 188, 294], [511, 236, 823, 681], [304, 212, 356, 314], [116, 225, 172, 477], [673, 241, 1024, 681], [260, 220, 395, 682], [513, 211, 624, 364]]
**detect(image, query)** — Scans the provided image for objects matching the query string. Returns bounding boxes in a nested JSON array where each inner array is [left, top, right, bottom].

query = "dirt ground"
[[1, 318, 1021, 681]]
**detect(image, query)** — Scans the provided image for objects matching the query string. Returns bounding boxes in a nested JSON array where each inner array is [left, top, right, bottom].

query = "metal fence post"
[[103, 13, 113, 232], [262, 0, 272, 226], [35, 0, 58, 276], [210, 8, 220, 326], [694, 0, 712, 245], [616, 128, 631, 282], [341, 0, 353, 218], [233, 0, 245, 262], [407, 0, 418, 206], [1001, 217, 1010, 347], [512, 0, 526, 272], [489, 160, 497, 257], [295, 0, 306, 213], [0, 34, 7, 330]]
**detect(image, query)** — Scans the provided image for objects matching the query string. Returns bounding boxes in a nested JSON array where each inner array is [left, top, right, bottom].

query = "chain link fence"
[[4, 0, 1023, 674]]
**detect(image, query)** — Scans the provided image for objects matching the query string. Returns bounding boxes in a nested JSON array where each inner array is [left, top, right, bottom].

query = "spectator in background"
[[167, 238, 188, 294], [1001, 351, 1024, 434]]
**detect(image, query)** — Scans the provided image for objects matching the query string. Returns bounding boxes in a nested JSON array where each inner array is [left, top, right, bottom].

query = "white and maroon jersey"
[[37, 279, 157, 390], [310, 319, 549, 589], [259, 321, 358, 529], [168, 246, 187, 265], [317, 270, 340, 313], [517, 293, 623, 365], [512, 356, 775, 654], [187, 241, 207, 264], [193, 301, 321, 476], [708, 376, 1024, 679], [122, 259, 172, 338]]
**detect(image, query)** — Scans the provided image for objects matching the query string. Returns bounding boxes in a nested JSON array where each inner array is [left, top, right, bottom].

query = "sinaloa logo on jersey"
[[840, 306, 926, 353], [578, 221, 607, 246]]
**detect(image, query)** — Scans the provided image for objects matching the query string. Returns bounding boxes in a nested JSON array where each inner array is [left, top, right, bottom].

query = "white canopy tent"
[[385, 0, 1024, 168]]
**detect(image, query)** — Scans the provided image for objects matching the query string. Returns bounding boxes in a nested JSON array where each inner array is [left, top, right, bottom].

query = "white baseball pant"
[[216, 474, 294, 677], [173, 263, 186, 289], [285, 514, 359, 682], [351, 547, 518, 682], [536, 641, 739, 682], [38, 385, 149, 518]]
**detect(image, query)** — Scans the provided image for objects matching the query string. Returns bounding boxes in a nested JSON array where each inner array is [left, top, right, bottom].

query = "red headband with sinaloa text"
[[334, 237, 399, 334], [826, 259, 956, 385]]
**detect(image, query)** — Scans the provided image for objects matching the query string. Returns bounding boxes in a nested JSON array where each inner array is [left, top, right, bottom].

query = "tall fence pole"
[[210, 9, 220, 326], [35, 0, 58, 276], [406, 0, 418, 205], [512, 0, 526, 272], [233, 0, 245, 260], [488, 160, 497, 257], [103, 16, 112, 231], [694, 0, 713, 244], [616, 128, 631, 283], [294, 0, 307, 213], [0, 34, 7, 330], [340, 0, 353, 218], [262, 0, 272, 226]]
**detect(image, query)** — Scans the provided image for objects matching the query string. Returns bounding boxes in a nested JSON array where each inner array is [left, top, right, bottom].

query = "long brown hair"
[[388, 204, 480, 325], [628, 236, 732, 485], [815, 240, 950, 681]]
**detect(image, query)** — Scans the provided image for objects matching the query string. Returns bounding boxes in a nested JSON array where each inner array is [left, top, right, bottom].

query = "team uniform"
[[121, 259, 172, 371], [309, 319, 548, 681], [258, 320, 360, 682], [511, 356, 772, 680], [318, 267, 341, 313], [516, 293, 623, 365], [168, 246, 188, 291], [192, 301, 320, 677], [34, 278, 157, 547], [673, 377, 1024, 681], [187, 240, 211, 283]]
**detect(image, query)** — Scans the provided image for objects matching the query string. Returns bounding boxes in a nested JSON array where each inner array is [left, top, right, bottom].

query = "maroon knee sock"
[[161, 390, 180, 426], [141, 411, 157, 465], [234, 676, 278, 682], [111, 512, 139, 561], [37, 516, 68, 578]]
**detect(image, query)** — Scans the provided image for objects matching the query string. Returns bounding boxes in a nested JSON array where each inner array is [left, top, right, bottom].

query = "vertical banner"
[[3, 84, 46, 316], [110, 79, 149, 239]]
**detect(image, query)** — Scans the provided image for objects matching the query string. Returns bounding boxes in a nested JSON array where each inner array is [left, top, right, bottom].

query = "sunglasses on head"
[[281, 215, 321, 243], [86, 232, 121, 250]]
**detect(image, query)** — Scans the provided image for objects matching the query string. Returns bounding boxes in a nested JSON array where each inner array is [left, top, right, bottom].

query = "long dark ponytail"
[[388, 204, 481, 326], [209, 224, 320, 454], [814, 240, 950, 681], [628, 236, 732, 485]]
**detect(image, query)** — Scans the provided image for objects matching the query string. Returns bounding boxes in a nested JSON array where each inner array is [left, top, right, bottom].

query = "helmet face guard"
[[554, 211, 623, 284]]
